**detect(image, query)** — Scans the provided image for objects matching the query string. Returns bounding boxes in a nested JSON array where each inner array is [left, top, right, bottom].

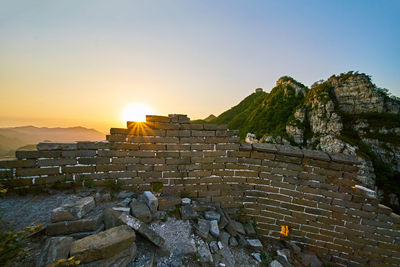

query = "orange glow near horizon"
[[122, 103, 153, 123]]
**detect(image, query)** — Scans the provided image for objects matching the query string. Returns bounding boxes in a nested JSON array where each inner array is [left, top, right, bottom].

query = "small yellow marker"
[[281, 225, 289, 237]]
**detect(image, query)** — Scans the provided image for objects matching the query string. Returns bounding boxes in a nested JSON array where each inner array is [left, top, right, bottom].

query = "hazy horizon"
[[1, 0, 399, 133]]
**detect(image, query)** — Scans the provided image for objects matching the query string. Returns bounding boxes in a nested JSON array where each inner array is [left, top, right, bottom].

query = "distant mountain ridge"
[[0, 126, 105, 158], [210, 71, 400, 212]]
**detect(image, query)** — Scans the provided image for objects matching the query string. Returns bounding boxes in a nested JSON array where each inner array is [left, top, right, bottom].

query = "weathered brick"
[[191, 130, 215, 137], [62, 166, 95, 174], [110, 128, 129, 134], [275, 154, 302, 164], [203, 151, 225, 157], [204, 137, 229, 144], [110, 143, 139, 150], [216, 130, 228, 137], [0, 170, 13, 178], [180, 124, 203, 130], [16, 150, 61, 159], [94, 164, 125, 172], [96, 150, 125, 157], [329, 152, 359, 164], [37, 142, 78, 151], [0, 159, 36, 168], [302, 149, 330, 161], [137, 171, 162, 178], [126, 126, 166, 137], [76, 141, 109, 150], [179, 151, 202, 158], [216, 144, 239, 150], [281, 202, 305, 212], [234, 170, 258, 177], [251, 151, 275, 160], [37, 158, 76, 166], [165, 158, 190, 165], [167, 144, 190, 151], [146, 115, 171, 123], [128, 151, 156, 157], [16, 167, 60, 177], [139, 144, 166, 150], [106, 134, 127, 142]]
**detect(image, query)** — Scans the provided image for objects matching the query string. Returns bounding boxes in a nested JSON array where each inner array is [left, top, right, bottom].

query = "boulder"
[[80, 243, 137, 267], [300, 250, 323, 267], [38, 236, 73, 267], [116, 198, 132, 207], [130, 199, 152, 223], [46, 211, 103, 236], [270, 260, 284, 267], [143, 191, 158, 213], [219, 246, 235, 267], [218, 230, 230, 246], [70, 225, 135, 264], [181, 197, 191, 205], [244, 222, 256, 236], [51, 196, 95, 223], [196, 237, 213, 265], [228, 236, 238, 247], [247, 239, 263, 250]]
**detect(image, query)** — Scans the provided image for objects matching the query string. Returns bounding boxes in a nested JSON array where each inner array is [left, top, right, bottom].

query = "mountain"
[[211, 71, 400, 211], [0, 126, 105, 158]]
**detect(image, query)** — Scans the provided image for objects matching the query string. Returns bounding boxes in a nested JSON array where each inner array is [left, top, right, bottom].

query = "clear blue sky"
[[1, 0, 399, 131]]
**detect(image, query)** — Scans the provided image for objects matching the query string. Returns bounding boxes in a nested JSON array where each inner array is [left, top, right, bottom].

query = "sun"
[[122, 103, 153, 122]]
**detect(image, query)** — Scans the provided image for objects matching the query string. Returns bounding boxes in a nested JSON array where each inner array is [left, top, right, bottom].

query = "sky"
[[1, 0, 399, 133]]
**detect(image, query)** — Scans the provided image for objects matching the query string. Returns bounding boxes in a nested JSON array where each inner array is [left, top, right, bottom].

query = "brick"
[[281, 203, 305, 212], [62, 150, 97, 158], [292, 198, 318, 208], [180, 124, 203, 130], [192, 130, 215, 137], [329, 152, 359, 164], [96, 150, 125, 157], [94, 164, 125, 172], [228, 136, 240, 143], [38, 158, 76, 166], [203, 151, 226, 157], [110, 128, 129, 134], [137, 171, 162, 178], [165, 130, 179, 136], [77, 141, 109, 150], [139, 144, 166, 150], [146, 115, 171, 123], [252, 143, 277, 153], [216, 130, 228, 137], [128, 151, 156, 157], [110, 143, 139, 150], [268, 193, 292, 203], [238, 158, 261, 165], [106, 134, 127, 142], [16, 150, 61, 159], [275, 154, 302, 164], [127, 127, 166, 137], [179, 151, 202, 157], [179, 137, 204, 143], [204, 137, 229, 143], [0, 170, 12, 178], [16, 167, 60, 177], [0, 159, 36, 168], [234, 170, 258, 177], [203, 124, 227, 130], [166, 158, 190, 165], [190, 144, 213, 150], [251, 151, 275, 160], [302, 149, 330, 161], [62, 166, 95, 174], [157, 151, 180, 158], [216, 143, 239, 150], [37, 142, 78, 151], [167, 144, 190, 151], [110, 157, 139, 164]]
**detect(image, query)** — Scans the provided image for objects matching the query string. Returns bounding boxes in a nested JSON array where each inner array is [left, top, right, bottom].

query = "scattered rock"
[[210, 220, 220, 237], [219, 246, 235, 267], [158, 195, 181, 211], [270, 260, 284, 267], [229, 236, 238, 247], [181, 204, 197, 220], [104, 208, 124, 229], [143, 191, 158, 213], [244, 222, 256, 236], [117, 191, 135, 199], [195, 237, 213, 264], [38, 236, 73, 267], [70, 225, 135, 264], [301, 250, 323, 267], [130, 199, 152, 223], [209, 241, 218, 253], [218, 230, 230, 246], [217, 241, 224, 249], [51, 196, 95, 223], [195, 218, 210, 240], [251, 252, 262, 263], [205, 210, 221, 221], [116, 197, 131, 207], [181, 197, 191, 205], [277, 249, 291, 264], [82, 243, 137, 267], [112, 207, 130, 213], [247, 239, 263, 250], [119, 213, 165, 247]]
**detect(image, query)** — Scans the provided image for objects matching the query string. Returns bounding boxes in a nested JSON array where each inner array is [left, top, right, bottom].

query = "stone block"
[[16, 167, 59, 177], [158, 195, 181, 211], [205, 210, 221, 221], [192, 130, 215, 137], [38, 236, 73, 267], [104, 208, 124, 229], [62, 166, 95, 174], [51, 196, 95, 222], [303, 149, 331, 161], [130, 199, 152, 223], [47, 211, 103, 235], [252, 142, 278, 153], [329, 152, 359, 164], [37, 158, 76, 167], [210, 220, 220, 237], [16, 150, 62, 159], [146, 115, 171, 123], [119, 214, 165, 247], [37, 142, 77, 151], [70, 225, 135, 264], [143, 191, 158, 213], [0, 159, 36, 168]]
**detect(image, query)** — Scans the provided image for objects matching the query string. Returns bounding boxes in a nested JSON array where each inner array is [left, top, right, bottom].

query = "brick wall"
[[0, 114, 399, 266]]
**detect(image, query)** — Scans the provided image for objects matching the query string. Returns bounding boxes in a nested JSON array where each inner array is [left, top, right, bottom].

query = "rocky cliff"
[[211, 71, 400, 211]]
